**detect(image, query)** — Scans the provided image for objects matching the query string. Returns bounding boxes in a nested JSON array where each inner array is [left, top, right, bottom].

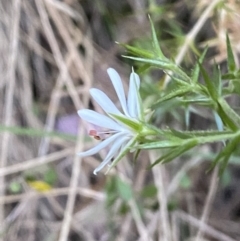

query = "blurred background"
[[0, 0, 240, 240]]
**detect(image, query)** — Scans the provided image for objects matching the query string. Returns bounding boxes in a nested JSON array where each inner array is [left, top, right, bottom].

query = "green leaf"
[[212, 63, 222, 96], [172, 77, 191, 87], [148, 15, 165, 59], [150, 139, 198, 167], [218, 98, 240, 130], [116, 177, 133, 201], [123, 56, 191, 82], [226, 34, 236, 72], [137, 64, 152, 74], [199, 62, 218, 101], [209, 134, 240, 175], [154, 87, 191, 105], [192, 47, 208, 83], [133, 149, 141, 164], [118, 42, 154, 58], [232, 80, 240, 95]]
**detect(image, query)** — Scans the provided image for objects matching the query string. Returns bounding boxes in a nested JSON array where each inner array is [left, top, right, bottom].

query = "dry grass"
[[0, 0, 240, 240]]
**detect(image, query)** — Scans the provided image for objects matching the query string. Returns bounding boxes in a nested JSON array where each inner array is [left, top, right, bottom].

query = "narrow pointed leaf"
[[154, 87, 191, 106], [226, 34, 236, 72], [199, 62, 218, 101], [150, 139, 198, 167], [149, 15, 165, 59], [192, 47, 208, 83], [118, 42, 154, 58], [123, 56, 191, 82], [218, 98, 240, 129], [209, 134, 240, 175], [212, 63, 222, 96]]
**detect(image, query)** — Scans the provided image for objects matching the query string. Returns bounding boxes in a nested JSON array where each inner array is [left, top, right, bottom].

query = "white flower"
[[78, 68, 144, 175]]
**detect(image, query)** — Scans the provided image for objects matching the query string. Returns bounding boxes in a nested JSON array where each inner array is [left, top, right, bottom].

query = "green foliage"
[[105, 176, 133, 205], [119, 18, 240, 175]]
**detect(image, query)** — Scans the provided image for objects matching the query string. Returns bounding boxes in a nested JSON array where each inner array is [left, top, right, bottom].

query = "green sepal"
[[110, 114, 142, 132]]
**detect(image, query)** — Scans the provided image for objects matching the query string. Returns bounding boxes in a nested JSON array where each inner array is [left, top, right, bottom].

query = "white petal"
[[78, 131, 126, 157], [90, 88, 122, 115], [78, 109, 123, 131], [93, 135, 130, 175], [127, 72, 140, 118], [107, 68, 130, 117]]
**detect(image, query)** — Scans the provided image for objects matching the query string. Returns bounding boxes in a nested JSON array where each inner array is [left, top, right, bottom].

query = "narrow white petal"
[[107, 68, 130, 117], [93, 135, 130, 175], [127, 72, 140, 118], [78, 131, 125, 157], [90, 88, 122, 115], [78, 109, 123, 131]]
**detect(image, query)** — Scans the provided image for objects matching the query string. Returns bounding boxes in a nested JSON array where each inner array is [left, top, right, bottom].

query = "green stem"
[[196, 131, 240, 144]]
